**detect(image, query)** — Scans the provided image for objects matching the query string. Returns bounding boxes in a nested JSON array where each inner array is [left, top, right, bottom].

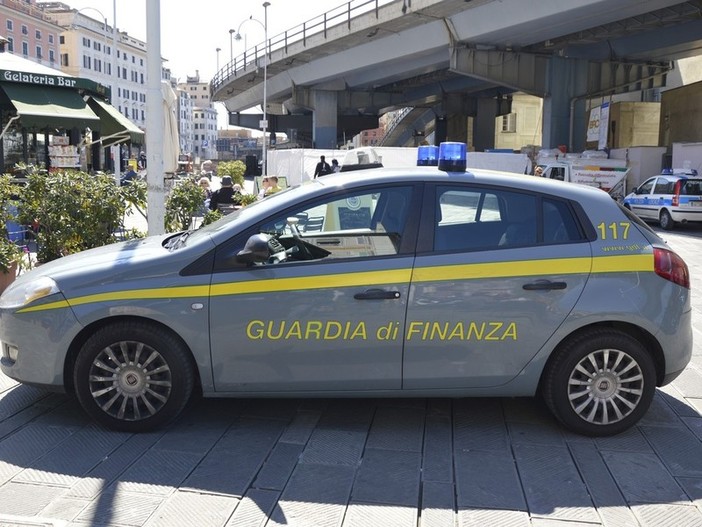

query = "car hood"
[[13, 234, 175, 288]]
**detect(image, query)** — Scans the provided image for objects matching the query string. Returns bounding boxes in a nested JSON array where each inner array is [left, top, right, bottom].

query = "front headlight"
[[0, 276, 60, 309]]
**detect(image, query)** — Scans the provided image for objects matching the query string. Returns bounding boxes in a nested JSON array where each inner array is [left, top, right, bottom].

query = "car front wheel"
[[74, 321, 195, 432], [541, 328, 656, 436], [660, 209, 675, 230]]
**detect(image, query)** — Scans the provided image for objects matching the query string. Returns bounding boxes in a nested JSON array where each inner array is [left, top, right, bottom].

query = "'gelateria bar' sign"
[[0, 70, 110, 98], [1, 69, 77, 87]]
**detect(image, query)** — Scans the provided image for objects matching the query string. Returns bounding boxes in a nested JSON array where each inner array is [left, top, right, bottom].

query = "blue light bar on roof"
[[438, 142, 467, 172], [417, 145, 439, 166]]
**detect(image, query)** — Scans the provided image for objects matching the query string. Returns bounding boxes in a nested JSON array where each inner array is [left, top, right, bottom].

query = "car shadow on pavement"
[[1, 379, 702, 525]]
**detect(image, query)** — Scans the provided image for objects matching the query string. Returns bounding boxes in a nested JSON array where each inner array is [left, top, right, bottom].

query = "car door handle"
[[522, 280, 567, 291], [354, 289, 401, 300]]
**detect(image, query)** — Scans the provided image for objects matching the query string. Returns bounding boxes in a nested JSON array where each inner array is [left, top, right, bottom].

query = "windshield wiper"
[[167, 230, 192, 250]]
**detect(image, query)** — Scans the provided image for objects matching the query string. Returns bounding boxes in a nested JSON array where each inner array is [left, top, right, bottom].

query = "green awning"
[[0, 82, 99, 130], [86, 96, 144, 147]]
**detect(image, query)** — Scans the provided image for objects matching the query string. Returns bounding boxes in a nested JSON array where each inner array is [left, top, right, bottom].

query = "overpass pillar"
[[542, 57, 589, 152], [472, 98, 497, 151], [312, 90, 338, 149]]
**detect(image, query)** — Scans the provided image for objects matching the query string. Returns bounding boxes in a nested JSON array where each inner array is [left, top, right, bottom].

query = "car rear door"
[[403, 183, 592, 389]]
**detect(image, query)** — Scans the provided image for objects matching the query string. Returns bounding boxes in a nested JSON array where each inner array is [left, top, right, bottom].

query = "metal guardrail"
[[211, 0, 396, 95]]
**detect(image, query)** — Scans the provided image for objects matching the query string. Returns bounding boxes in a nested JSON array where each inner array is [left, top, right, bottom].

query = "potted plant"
[[0, 174, 23, 293]]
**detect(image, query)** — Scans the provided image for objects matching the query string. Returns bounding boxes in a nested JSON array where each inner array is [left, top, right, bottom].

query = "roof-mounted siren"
[[438, 142, 467, 172], [416, 145, 439, 166]]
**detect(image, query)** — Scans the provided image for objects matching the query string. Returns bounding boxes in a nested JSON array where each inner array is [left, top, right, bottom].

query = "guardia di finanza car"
[[0, 145, 692, 436]]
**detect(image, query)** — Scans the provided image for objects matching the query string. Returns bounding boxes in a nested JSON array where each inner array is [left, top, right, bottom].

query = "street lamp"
[[229, 28, 235, 64], [73, 4, 118, 179], [234, 1, 270, 177], [216, 47, 221, 72]]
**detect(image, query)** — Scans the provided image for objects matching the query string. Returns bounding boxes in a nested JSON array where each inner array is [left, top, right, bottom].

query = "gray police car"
[[0, 145, 692, 436]]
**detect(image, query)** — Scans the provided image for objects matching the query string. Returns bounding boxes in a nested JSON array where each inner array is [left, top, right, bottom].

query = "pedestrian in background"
[[314, 155, 332, 178]]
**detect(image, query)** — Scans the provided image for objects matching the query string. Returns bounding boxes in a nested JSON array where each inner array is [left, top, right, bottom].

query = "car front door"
[[209, 184, 419, 393], [629, 177, 657, 219], [403, 184, 591, 389]]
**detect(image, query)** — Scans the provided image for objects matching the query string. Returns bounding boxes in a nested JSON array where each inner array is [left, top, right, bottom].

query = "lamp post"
[[74, 5, 118, 180], [229, 29, 234, 64], [216, 47, 221, 72], [235, 1, 270, 177]]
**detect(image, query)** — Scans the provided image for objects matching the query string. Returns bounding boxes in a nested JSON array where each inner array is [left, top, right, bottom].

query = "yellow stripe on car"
[[16, 254, 653, 313]]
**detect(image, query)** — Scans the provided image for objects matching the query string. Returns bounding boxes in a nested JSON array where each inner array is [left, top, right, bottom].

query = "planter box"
[[0, 261, 18, 295]]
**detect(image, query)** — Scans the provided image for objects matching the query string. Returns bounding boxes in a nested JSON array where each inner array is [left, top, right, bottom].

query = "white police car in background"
[[624, 168, 702, 230], [0, 143, 692, 436]]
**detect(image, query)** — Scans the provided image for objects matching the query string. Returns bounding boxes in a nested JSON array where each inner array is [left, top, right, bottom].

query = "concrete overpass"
[[211, 0, 702, 151]]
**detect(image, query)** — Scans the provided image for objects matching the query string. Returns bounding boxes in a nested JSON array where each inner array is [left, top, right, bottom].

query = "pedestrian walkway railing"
[[212, 0, 397, 94]]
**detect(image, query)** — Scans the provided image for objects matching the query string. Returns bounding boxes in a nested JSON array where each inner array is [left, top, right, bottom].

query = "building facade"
[[177, 72, 217, 162], [38, 2, 147, 136], [176, 86, 194, 158], [0, 0, 61, 71]]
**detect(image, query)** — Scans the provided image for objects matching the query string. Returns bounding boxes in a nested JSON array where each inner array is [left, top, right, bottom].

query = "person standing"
[[313, 155, 332, 178], [331, 159, 341, 173]]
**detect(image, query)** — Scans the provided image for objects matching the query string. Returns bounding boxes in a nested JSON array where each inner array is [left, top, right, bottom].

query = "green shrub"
[[165, 178, 207, 232], [18, 168, 146, 263], [0, 174, 23, 274], [216, 160, 246, 186]]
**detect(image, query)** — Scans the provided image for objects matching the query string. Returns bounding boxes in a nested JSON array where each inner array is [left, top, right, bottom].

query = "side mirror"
[[236, 233, 272, 264]]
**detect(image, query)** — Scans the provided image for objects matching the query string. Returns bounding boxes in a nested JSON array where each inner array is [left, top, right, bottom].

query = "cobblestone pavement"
[[1, 225, 702, 527]]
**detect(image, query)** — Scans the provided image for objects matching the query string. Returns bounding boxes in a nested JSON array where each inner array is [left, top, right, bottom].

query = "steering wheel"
[[286, 217, 314, 260]]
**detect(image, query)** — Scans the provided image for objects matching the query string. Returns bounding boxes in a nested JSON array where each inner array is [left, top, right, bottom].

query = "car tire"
[[74, 321, 195, 432], [541, 328, 656, 436], [660, 209, 675, 230]]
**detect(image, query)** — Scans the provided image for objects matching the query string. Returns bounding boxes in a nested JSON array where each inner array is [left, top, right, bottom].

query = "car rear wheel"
[[541, 328, 656, 436], [74, 321, 194, 432], [660, 209, 675, 230]]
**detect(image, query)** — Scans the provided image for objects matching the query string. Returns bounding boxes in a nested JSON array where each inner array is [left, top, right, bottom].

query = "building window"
[[132, 55, 135, 63], [59, 35, 64, 44], [21, 25, 28, 35], [106, 63, 111, 75], [49, 49, 55, 63], [21, 41, 28, 55], [6, 20, 13, 31], [6, 37, 13, 52], [122, 67, 127, 79], [35, 46, 42, 59], [83, 55, 91, 69], [61, 53, 68, 66], [82, 37, 90, 47], [48, 34, 54, 44], [35, 29, 41, 39], [123, 89, 130, 98], [94, 41, 101, 51], [501, 113, 517, 133], [140, 58, 143, 66], [140, 73, 144, 84], [94, 59, 101, 72], [141, 110, 145, 120]]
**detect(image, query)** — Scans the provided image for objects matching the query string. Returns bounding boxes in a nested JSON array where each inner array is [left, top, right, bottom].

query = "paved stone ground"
[[1, 225, 702, 526]]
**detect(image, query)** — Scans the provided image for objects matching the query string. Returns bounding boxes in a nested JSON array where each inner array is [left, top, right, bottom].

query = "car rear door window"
[[433, 186, 584, 252]]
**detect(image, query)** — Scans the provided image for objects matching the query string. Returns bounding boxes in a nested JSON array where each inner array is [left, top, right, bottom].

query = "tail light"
[[654, 247, 690, 289], [672, 180, 682, 206]]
